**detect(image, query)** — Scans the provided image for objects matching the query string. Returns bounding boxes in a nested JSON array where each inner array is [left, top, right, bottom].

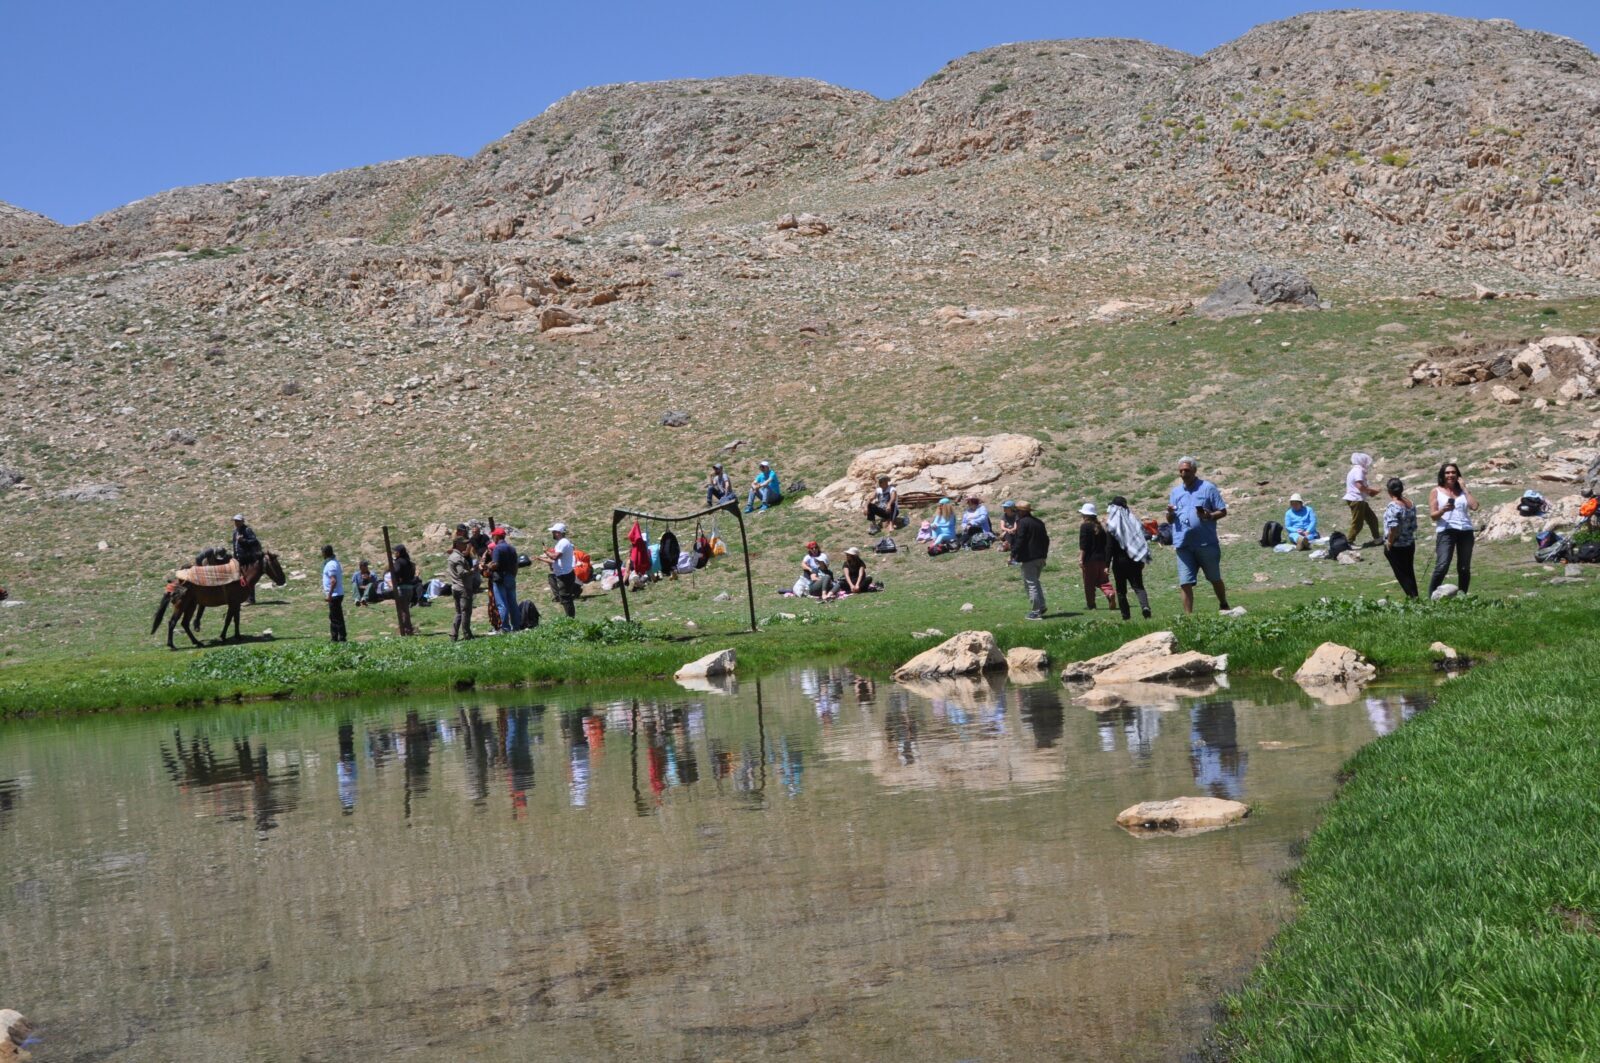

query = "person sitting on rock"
[[837, 547, 877, 596], [958, 496, 993, 547], [929, 499, 959, 548], [866, 474, 899, 532], [745, 461, 782, 512], [1284, 493, 1320, 550]]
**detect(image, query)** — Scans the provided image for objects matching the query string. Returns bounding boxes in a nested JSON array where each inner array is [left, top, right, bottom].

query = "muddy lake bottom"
[[0, 667, 1431, 1061]]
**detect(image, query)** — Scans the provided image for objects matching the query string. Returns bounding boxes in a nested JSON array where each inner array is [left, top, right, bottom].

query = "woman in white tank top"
[[1428, 461, 1477, 595]]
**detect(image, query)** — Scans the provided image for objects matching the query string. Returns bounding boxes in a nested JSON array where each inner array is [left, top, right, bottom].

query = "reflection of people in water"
[[883, 689, 919, 766], [401, 711, 433, 819], [504, 706, 539, 819], [0, 777, 21, 831], [1189, 700, 1246, 800], [337, 722, 357, 814], [1017, 686, 1065, 749], [1095, 706, 1163, 759], [1363, 693, 1428, 736], [560, 709, 595, 809]]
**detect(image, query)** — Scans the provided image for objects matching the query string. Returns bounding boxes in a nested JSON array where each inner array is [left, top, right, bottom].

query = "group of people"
[[314, 520, 583, 644], [703, 459, 783, 513]]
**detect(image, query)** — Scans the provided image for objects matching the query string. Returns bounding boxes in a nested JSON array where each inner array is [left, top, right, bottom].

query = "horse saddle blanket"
[[177, 560, 244, 587]]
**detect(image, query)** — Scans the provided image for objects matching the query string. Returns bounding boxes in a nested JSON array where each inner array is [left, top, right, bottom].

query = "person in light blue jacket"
[[1284, 492, 1319, 550], [930, 498, 959, 547]]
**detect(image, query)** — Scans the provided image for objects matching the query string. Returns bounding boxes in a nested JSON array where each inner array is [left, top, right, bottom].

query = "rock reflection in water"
[[2, 668, 1436, 1063]]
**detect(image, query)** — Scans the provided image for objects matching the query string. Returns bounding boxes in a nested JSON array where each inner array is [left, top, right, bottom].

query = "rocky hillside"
[[3, 11, 1600, 658]]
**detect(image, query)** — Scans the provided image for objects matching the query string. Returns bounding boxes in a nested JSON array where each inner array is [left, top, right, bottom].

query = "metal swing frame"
[[610, 498, 758, 633]]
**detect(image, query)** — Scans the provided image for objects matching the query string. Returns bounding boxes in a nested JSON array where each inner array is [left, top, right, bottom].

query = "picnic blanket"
[[176, 560, 247, 587]]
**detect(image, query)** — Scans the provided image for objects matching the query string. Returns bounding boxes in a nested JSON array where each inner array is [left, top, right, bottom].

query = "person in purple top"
[[1166, 456, 1233, 615]]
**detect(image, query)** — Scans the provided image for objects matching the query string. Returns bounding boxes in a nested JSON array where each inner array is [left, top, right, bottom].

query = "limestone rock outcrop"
[[1060, 631, 1227, 687], [1005, 647, 1050, 672], [1294, 642, 1377, 687], [675, 648, 735, 680], [893, 630, 1005, 680], [799, 435, 1043, 514]]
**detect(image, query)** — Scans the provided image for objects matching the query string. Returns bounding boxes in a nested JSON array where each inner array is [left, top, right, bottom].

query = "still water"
[[0, 668, 1428, 1061]]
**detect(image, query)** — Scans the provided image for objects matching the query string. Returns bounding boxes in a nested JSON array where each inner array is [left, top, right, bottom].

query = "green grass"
[[1215, 632, 1600, 1061]]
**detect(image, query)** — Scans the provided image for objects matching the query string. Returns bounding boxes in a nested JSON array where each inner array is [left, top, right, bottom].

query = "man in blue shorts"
[[1166, 456, 1233, 615]]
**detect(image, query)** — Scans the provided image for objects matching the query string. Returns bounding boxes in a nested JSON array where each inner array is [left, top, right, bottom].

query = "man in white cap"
[[745, 460, 782, 512], [540, 521, 580, 618], [1284, 492, 1319, 550]]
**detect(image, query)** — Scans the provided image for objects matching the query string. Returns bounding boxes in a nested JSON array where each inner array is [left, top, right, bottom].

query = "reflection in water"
[[1365, 692, 1430, 736], [1017, 685, 1065, 749], [0, 776, 21, 831], [1095, 706, 1165, 759], [158, 729, 299, 834], [1190, 700, 1247, 801], [337, 722, 357, 814]]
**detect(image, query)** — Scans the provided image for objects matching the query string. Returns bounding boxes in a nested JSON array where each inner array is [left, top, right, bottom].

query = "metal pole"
[[612, 510, 631, 624], [729, 500, 758, 633]]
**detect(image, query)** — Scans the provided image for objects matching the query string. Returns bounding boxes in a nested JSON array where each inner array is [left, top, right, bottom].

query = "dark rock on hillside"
[[1197, 266, 1321, 319]]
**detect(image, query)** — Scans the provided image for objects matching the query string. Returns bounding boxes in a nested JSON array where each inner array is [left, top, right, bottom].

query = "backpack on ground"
[[967, 533, 993, 550], [1517, 490, 1548, 518], [1260, 521, 1284, 548], [874, 537, 898, 554], [572, 549, 593, 583], [1577, 541, 1600, 564], [1142, 518, 1161, 540], [1156, 522, 1174, 546], [519, 600, 541, 630], [1327, 531, 1351, 559], [1535, 533, 1571, 564], [927, 541, 953, 557], [1581, 496, 1599, 519]]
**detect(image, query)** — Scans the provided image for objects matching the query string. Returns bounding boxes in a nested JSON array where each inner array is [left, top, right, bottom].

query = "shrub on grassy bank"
[[1215, 635, 1600, 1060]]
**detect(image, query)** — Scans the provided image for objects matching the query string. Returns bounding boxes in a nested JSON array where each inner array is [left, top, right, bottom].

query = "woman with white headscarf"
[[1105, 496, 1152, 621], [1343, 452, 1382, 546]]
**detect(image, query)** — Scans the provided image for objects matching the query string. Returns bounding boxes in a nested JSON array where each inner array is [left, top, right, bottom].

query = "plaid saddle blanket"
[[177, 560, 249, 587]]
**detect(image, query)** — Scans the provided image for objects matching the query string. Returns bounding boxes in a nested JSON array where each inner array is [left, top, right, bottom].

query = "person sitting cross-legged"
[[958, 496, 993, 547], [1284, 493, 1320, 550], [745, 460, 782, 513]]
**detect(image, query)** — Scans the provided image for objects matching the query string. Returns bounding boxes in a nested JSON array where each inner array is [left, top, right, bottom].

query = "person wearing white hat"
[[745, 460, 782, 512], [1284, 492, 1320, 550], [540, 521, 580, 618], [838, 545, 876, 596], [1078, 503, 1116, 611]]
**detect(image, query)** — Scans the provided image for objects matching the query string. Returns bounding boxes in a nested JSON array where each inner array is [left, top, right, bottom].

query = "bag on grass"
[[572, 549, 593, 583], [874, 537, 898, 554], [1155, 522, 1174, 546], [519, 600, 541, 630], [1260, 521, 1284, 547], [1327, 531, 1351, 560], [967, 534, 992, 551], [927, 541, 953, 557], [1577, 541, 1600, 564], [1535, 534, 1571, 564], [1517, 491, 1548, 517]]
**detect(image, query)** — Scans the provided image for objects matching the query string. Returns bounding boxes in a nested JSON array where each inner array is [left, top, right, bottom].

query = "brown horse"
[[152, 552, 286, 649]]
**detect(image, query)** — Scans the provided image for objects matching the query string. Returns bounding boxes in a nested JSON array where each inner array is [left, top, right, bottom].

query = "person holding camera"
[[1166, 456, 1232, 615]]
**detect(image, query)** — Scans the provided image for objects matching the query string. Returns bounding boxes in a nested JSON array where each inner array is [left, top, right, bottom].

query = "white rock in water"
[[894, 630, 1004, 679], [675, 648, 735, 679], [1116, 796, 1250, 833]]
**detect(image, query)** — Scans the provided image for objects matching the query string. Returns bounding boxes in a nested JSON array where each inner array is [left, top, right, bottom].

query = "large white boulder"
[[1005, 647, 1050, 672], [1294, 642, 1377, 687], [799, 434, 1043, 513], [1060, 631, 1226, 686], [893, 630, 1005, 680], [674, 648, 735, 680], [1059, 631, 1177, 682]]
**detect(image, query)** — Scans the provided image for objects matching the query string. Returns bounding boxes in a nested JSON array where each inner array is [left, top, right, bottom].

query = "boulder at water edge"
[[893, 630, 1005, 680], [0, 1010, 32, 1063], [1293, 642, 1377, 687], [1059, 631, 1177, 682], [1005, 646, 1050, 672], [675, 648, 736, 680], [1116, 797, 1250, 834]]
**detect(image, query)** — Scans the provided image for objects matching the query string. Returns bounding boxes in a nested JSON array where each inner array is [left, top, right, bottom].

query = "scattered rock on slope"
[[1196, 266, 1322, 319]]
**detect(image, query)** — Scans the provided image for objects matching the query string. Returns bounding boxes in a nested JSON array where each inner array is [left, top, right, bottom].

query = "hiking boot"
[[1025, 611, 1044, 620], [1142, 608, 1152, 619], [758, 504, 770, 512], [743, 505, 754, 513]]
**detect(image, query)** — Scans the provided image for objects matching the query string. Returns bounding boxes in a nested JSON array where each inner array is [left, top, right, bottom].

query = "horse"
[[151, 552, 286, 649]]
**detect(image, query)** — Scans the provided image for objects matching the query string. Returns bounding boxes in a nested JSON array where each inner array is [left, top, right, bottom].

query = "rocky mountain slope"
[[3, 11, 1600, 657]]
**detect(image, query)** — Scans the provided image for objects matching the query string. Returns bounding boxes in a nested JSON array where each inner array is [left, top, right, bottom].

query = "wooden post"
[[381, 525, 405, 637]]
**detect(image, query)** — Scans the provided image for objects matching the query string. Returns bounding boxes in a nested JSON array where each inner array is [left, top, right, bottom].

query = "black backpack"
[[1156, 522, 1174, 546], [874, 537, 898, 554], [1517, 493, 1547, 517], [1260, 521, 1284, 547], [658, 530, 681, 573], [519, 600, 541, 630], [1577, 542, 1600, 564], [1327, 531, 1351, 559]]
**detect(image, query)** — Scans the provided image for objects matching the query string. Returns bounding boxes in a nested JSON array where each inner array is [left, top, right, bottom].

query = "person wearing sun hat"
[[1010, 500, 1050, 619], [838, 546, 876, 596], [1284, 492, 1319, 550], [1077, 502, 1116, 611]]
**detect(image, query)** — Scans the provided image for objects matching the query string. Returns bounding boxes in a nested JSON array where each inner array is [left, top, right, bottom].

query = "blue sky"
[[4, 1, 1595, 224]]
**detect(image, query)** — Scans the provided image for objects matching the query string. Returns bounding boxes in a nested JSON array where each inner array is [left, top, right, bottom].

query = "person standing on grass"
[[541, 522, 581, 618], [1011, 501, 1049, 619], [1077, 503, 1116, 610], [1382, 478, 1419, 600], [446, 532, 476, 641], [1429, 462, 1478, 595], [489, 527, 521, 633], [1105, 495, 1152, 620], [1166, 456, 1233, 615], [390, 544, 418, 636], [1344, 452, 1383, 547], [321, 545, 347, 643]]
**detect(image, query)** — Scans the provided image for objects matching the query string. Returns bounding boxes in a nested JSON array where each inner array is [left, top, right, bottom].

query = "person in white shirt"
[[541, 522, 580, 618], [1343, 452, 1383, 546], [798, 541, 833, 598], [1428, 461, 1479, 595], [321, 544, 347, 643]]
